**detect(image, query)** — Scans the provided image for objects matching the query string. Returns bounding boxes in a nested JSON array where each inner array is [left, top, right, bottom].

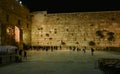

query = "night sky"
[[21, 0, 120, 13]]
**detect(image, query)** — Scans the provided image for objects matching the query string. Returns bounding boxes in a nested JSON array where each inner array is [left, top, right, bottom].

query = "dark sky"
[[21, 0, 120, 13]]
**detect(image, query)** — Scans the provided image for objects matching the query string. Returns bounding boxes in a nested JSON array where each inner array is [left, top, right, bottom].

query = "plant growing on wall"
[[96, 30, 115, 46], [49, 38, 52, 40], [96, 30, 104, 38], [61, 40, 66, 45], [75, 42, 79, 44], [46, 33, 49, 37], [107, 32, 114, 41], [89, 41, 95, 46]]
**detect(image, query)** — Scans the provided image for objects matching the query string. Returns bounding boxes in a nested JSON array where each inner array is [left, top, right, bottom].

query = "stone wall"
[[31, 11, 120, 49]]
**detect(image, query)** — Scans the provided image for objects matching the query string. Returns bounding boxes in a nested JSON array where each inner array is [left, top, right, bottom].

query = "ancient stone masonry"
[[31, 11, 120, 49], [0, 0, 31, 49]]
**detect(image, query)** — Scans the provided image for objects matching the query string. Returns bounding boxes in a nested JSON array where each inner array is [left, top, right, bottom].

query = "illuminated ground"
[[0, 50, 120, 74]]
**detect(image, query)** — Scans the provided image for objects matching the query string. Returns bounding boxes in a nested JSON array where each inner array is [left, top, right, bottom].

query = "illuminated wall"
[[31, 11, 120, 48], [31, 11, 47, 46]]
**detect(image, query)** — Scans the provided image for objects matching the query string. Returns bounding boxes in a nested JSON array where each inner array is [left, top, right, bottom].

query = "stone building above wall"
[[0, 0, 31, 50]]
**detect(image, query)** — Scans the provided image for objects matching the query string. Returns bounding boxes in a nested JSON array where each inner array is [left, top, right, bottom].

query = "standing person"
[[19, 50, 22, 56], [15, 48, 18, 54], [18, 50, 22, 62], [83, 48, 86, 53], [91, 48, 94, 56], [24, 50, 27, 60]]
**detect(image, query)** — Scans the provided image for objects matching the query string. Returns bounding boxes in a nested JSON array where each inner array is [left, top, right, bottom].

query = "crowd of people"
[[14, 46, 95, 63], [29, 46, 95, 56]]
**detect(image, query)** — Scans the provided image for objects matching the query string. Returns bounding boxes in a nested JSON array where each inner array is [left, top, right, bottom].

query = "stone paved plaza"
[[0, 50, 120, 74]]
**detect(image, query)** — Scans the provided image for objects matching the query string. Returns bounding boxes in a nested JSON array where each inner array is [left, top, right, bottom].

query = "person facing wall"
[[91, 48, 94, 56]]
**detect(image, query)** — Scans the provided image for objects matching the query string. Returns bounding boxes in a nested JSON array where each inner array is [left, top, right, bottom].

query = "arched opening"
[[15, 26, 20, 43]]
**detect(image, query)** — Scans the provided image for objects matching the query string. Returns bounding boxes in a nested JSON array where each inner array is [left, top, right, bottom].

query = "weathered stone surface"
[[31, 11, 120, 49]]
